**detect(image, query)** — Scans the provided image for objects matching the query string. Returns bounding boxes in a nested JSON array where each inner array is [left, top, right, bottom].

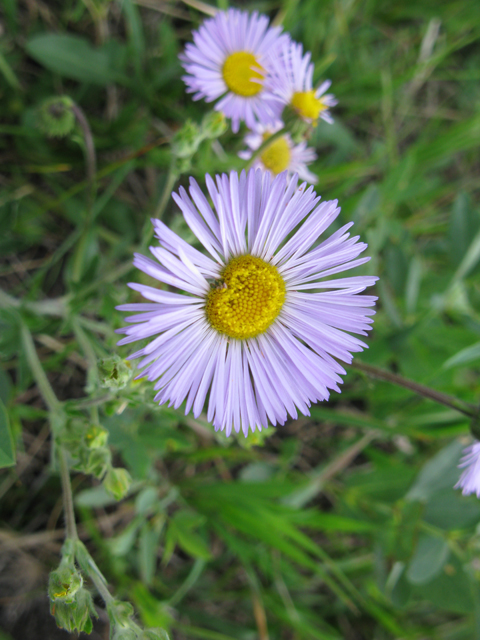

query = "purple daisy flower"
[[455, 442, 480, 497], [268, 40, 337, 126], [239, 121, 318, 184], [180, 9, 287, 133], [117, 169, 378, 437]]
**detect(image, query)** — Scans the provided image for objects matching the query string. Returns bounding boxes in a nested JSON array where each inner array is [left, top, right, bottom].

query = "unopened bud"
[[113, 628, 137, 640], [104, 467, 132, 501], [201, 112, 227, 139], [49, 567, 83, 604], [84, 424, 109, 449], [171, 120, 202, 158], [50, 587, 97, 634], [38, 96, 76, 138], [85, 447, 111, 478], [99, 355, 131, 390], [108, 599, 135, 628]]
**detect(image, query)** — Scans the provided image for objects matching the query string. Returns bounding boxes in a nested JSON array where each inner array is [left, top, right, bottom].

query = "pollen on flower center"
[[206, 255, 286, 340], [291, 90, 325, 122], [260, 135, 291, 174], [222, 51, 265, 97]]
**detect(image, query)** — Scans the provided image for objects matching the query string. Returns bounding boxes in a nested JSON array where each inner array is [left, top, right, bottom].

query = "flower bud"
[[84, 424, 109, 449], [171, 120, 202, 158], [49, 565, 83, 603], [99, 355, 131, 390], [50, 586, 97, 634], [38, 96, 76, 138], [85, 447, 111, 479], [112, 628, 138, 640], [201, 112, 227, 139], [104, 467, 132, 500]]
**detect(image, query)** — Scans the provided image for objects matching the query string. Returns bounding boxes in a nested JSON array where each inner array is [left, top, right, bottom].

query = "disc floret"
[[206, 255, 286, 340]]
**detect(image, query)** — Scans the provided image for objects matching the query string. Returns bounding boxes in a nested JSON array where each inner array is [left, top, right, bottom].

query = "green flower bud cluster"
[[37, 96, 76, 138], [49, 541, 98, 634], [171, 112, 227, 173], [99, 355, 131, 391], [108, 600, 169, 640], [62, 420, 132, 500]]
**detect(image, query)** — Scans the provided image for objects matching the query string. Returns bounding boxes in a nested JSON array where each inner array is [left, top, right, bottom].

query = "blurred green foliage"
[[1, 0, 480, 638]]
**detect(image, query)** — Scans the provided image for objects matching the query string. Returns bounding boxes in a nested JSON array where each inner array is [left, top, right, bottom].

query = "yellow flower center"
[[222, 52, 265, 97], [260, 135, 291, 174], [206, 255, 286, 340], [291, 90, 325, 122]]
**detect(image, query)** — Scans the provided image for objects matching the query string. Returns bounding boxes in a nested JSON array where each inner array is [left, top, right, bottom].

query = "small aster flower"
[[239, 122, 318, 184], [455, 442, 480, 497], [117, 169, 377, 437], [268, 40, 337, 126], [180, 9, 287, 133]]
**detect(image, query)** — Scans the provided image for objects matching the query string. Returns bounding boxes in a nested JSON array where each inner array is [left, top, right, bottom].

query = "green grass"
[[1, 0, 480, 638]]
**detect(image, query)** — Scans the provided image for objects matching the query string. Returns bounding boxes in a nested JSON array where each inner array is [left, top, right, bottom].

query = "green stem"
[[350, 360, 478, 418], [71, 103, 97, 214], [75, 541, 114, 604], [153, 167, 178, 221], [20, 323, 61, 414], [140, 166, 178, 252], [58, 447, 78, 541], [246, 127, 288, 169], [1, 289, 67, 317]]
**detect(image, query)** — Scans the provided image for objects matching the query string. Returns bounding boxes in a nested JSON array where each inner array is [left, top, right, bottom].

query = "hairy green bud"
[[201, 112, 227, 140], [113, 629, 137, 640], [84, 424, 109, 449], [171, 120, 202, 158], [84, 447, 111, 478], [49, 565, 83, 603], [38, 96, 76, 138], [99, 355, 131, 390], [50, 586, 97, 634], [107, 599, 136, 630], [104, 467, 132, 500]]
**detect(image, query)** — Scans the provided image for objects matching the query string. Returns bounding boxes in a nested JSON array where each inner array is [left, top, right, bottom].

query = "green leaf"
[[443, 341, 480, 369], [406, 535, 450, 585], [411, 555, 475, 614], [0, 399, 15, 468], [423, 488, 480, 530], [25, 34, 117, 85], [406, 440, 464, 502], [139, 521, 161, 586], [175, 528, 212, 561]]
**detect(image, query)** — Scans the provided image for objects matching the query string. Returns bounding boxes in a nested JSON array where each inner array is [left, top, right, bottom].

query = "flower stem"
[[349, 360, 478, 418], [75, 541, 114, 604], [58, 447, 78, 541], [153, 166, 178, 221], [20, 323, 61, 414], [71, 103, 97, 213]]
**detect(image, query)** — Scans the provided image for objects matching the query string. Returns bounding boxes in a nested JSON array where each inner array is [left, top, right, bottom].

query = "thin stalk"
[[246, 127, 288, 169], [20, 323, 61, 414], [140, 166, 178, 251], [76, 541, 114, 604], [71, 103, 97, 213], [58, 447, 78, 541], [350, 360, 478, 418], [153, 167, 177, 221]]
